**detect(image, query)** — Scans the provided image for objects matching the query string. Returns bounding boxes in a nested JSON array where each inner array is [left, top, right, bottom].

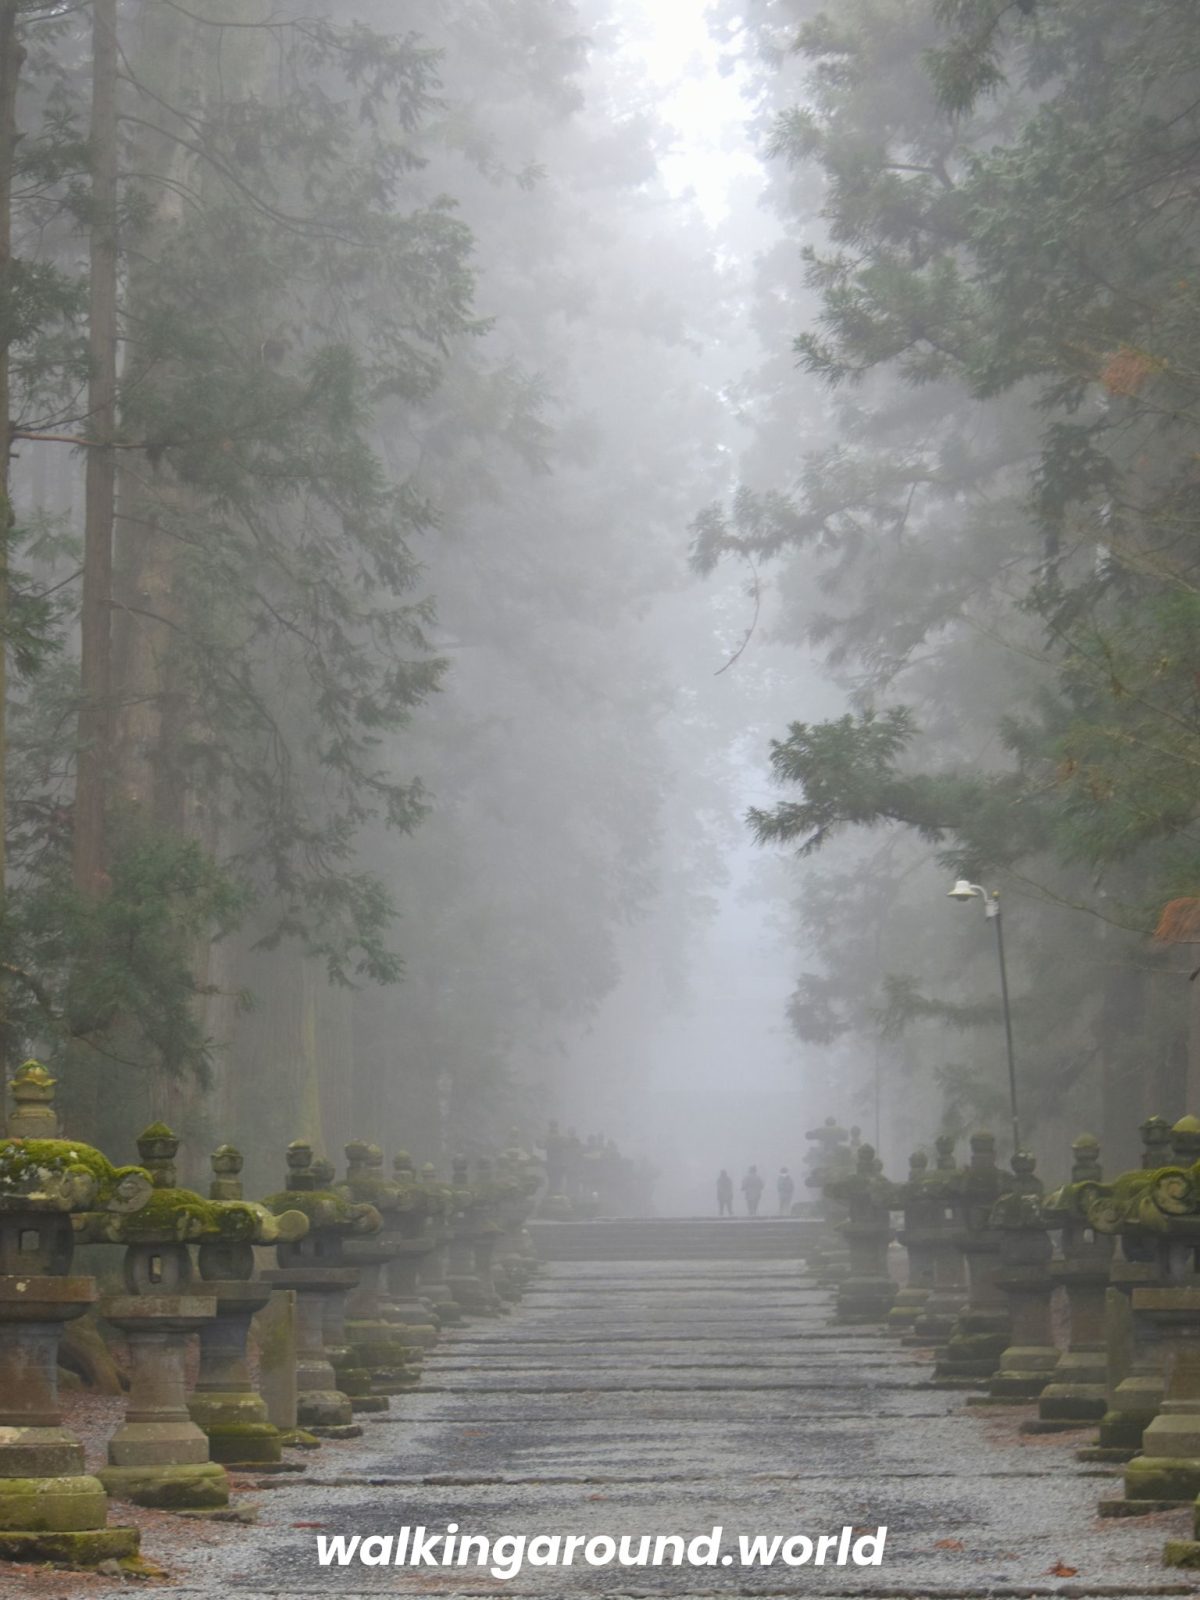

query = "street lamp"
[[947, 880, 1020, 1156]]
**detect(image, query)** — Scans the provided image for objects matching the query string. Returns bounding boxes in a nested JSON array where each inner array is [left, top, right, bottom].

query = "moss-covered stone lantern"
[[373, 1146, 438, 1348], [1033, 1133, 1112, 1428], [1079, 1121, 1200, 1510], [92, 1122, 286, 1511], [446, 1155, 496, 1315], [888, 1151, 937, 1332], [185, 1143, 308, 1466], [824, 1144, 897, 1323], [933, 1131, 1013, 1385], [802, 1117, 852, 1282], [413, 1159, 461, 1324], [337, 1143, 424, 1395], [261, 1140, 382, 1436], [987, 1152, 1057, 1400], [0, 1085, 150, 1565], [910, 1134, 968, 1345], [493, 1144, 541, 1298]]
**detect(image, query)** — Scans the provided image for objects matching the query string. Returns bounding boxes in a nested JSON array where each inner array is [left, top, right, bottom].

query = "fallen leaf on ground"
[[1045, 1561, 1079, 1576], [935, 1537, 964, 1550]]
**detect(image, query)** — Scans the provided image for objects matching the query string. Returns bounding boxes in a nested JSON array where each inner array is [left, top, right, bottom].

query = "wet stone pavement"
[[16, 1256, 1200, 1598]]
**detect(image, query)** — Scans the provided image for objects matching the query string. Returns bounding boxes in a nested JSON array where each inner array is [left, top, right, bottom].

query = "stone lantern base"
[[0, 1527, 140, 1564], [933, 1310, 1010, 1385], [99, 1460, 229, 1511], [886, 1286, 929, 1331], [98, 1296, 230, 1511], [988, 1341, 1060, 1400], [835, 1275, 896, 1324], [0, 1278, 139, 1565], [1032, 1346, 1108, 1427], [345, 1323, 421, 1394], [1164, 1496, 1200, 1568]]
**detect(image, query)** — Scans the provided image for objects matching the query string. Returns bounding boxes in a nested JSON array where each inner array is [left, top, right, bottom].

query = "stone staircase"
[[527, 1216, 818, 1260]]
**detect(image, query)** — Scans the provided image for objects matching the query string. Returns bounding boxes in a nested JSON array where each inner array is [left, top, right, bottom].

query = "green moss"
[[0, 1528, 140, 1566], [118, 1187, 232, 1241], [262, 1188, 354, 1223], [0, 1138, 149, 1207], [278, 1428, 321, 1450]]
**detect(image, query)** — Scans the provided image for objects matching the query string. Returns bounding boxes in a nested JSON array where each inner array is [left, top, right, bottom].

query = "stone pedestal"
[[909, 1136, 967, 1345], [261, 1140, 383, 1438], [0, 1089, 147, 1565], [255, 1291, 298, 1430], [934, 1133, 1010, 1385], [827, 1145, 896, 1324], [1035, 1135, 1112, 1428], [446, 1157, 496, 1315], [888, 1152, 936, 1332], [262, 1260, 361, 1434], [1122, 1284, 1200, 1506], [1098, 1260, 1164, 1453], [416, 1177, 462, 1327], [189, 1277, 282, 1464], [0, 1273, 139, 1564], [100, 1291, 228, 1510], [802, 1118, 853, 1281], [989, 1156, 1058, 1400], [186, 1146, 298, 1467], [323, 1268, 388, 1415]]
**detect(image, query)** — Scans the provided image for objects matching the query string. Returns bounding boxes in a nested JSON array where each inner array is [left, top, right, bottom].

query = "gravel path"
[[7, 1257, 1195, 1597]]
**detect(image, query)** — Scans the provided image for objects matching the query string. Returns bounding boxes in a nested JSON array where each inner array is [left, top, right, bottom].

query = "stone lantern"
[[0, 1088, 151, 1564], [374, 1147, 438, 1348], [446, 1155, 496, 1315], [910, 1134, 968, 1344], [933, 1131, 1012, 1385], [414, 1160, 461, 1324], [186, 1143, 308, 1466], [987, 1152, 1057, 1399], [824, 1144, 897, 1323], [338, 1143, 425, 1393], [91, 1122, 287, 1510], [261, 1140, 382, 1436], [802, 1117, 852, 1281], [1090, 1115, 1179, 1456], [1095, 1120, 1200, 1509], [1033, 1133, 1112, 1428], [888, 1151, 937, 1332], [538, 1121, 572, 1220], [493, 1145, 541, 1298]]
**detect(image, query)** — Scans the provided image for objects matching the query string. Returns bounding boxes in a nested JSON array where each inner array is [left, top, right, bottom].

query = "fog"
[[4, 0, 1197, 1208]]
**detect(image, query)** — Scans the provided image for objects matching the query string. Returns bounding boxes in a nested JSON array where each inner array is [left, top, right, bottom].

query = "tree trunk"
[[74, 0, 119, 899], [0, 1, 23, 1124]]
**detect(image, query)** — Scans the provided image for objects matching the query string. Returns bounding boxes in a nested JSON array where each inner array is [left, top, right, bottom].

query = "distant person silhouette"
[[777, 1166, 795, 1215], [716, 1169, 734, 1217], [741, 1164, 764, 1217]]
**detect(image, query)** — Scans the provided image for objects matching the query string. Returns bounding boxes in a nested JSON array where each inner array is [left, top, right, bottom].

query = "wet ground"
[[9, 1256, 1197, 1597]]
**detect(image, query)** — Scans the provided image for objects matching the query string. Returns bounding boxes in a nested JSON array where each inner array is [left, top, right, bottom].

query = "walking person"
[[777, 1165, 795, 1215], [741, 1164, 764, 1217], [716, 1168, 734, 1217]]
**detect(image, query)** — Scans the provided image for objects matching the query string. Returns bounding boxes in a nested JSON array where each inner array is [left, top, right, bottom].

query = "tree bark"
[[0, 1, 23, 1122], [73, 0, 119, 901]]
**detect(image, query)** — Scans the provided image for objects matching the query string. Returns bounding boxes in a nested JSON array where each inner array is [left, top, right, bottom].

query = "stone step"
[[527, 1217, 819, 1260]]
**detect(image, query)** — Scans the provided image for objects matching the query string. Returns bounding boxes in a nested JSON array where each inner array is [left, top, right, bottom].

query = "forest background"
[[2, 0, 1197, 1193]]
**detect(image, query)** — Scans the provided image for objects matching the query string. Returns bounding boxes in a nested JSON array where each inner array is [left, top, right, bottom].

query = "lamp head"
[[947, 879, 981, 902]]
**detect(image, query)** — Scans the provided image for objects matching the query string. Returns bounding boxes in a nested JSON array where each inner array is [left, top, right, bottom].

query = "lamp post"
[[947, 880, 1020, 1156]]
